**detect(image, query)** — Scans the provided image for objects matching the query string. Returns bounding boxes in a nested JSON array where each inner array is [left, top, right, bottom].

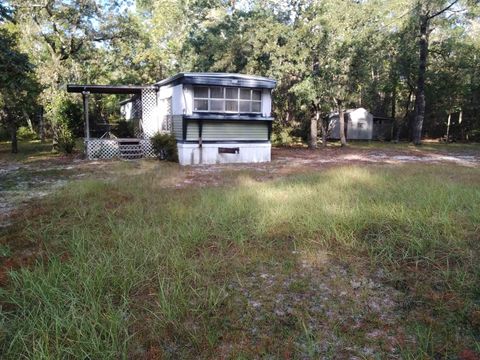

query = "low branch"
[[427, 0, 459, 20]]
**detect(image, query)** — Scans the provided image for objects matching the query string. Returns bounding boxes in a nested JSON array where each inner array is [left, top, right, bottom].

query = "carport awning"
[[67, 84, 157, 94]]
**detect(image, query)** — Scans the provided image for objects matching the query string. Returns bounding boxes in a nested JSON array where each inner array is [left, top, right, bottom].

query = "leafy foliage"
[[0, 26, 39, 152], [151, 132, 178, 162], [17, 126, 38, 141], [1, 0, 479, 149], [55, 123, 76, 154]]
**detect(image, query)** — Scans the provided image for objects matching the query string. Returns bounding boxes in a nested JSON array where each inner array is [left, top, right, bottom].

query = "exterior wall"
[[183, 85, 194, 115], [261, 89, 272, 117], [172, 115, 184, 140], [329, 108, 373, 140], [184, 121, 268, 141], [328, 115, 343, 139], [177, 142, 271, 165], [120, 102, 132, 120], [171, 84, 185, 115], [203, 121, 268, 141], [186, 122, 199, 140], [348, 108, 373, 140]]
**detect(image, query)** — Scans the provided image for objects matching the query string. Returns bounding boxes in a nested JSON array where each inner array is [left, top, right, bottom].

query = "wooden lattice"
[[132, 96, 143, 138], [86, 139, 120, 159], [85, 89, 162, 160], [141, 89, 158, 138], [140, 139, 156, 157], [86, 139, 156, 159]]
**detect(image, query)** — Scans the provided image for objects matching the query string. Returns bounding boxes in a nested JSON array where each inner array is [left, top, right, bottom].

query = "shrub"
[[17, 126, 38, 141], [56, 124, 75, 154], [151, 132, 178, 162]]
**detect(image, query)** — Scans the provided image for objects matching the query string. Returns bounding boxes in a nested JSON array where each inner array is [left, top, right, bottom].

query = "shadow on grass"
[[1, 164, 479, 358]]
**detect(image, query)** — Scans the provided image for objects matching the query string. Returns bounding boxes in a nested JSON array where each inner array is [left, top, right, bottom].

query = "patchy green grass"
[[0, 164, 479, 358], [0, 139, 84, 163], [329, 139, 480, 153], [0, 140, 57, 162]]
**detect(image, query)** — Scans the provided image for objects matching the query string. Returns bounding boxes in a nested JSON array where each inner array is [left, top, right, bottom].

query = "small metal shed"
[[329, 108, 373, 140]]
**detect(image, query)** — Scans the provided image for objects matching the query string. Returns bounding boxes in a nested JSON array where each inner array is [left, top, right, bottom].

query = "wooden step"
[[119, 142, 142, 159]]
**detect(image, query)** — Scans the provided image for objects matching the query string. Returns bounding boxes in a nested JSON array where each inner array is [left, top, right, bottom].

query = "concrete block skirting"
[[177, 142, 271, 165]]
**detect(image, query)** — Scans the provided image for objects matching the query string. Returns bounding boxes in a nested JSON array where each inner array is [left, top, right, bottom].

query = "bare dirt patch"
[[221, 253, 409, 358], [172, 146, 480, 189]]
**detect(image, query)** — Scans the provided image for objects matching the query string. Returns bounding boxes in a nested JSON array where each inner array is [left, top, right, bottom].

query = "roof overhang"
[[67, 84, 157, 95], [184, 113, 274, 121], [155, 73, 277, 89]]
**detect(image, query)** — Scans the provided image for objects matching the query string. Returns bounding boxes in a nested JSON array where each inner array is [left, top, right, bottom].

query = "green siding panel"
[[186, 122, 199, 140], [186, 121, 268, 141], [172, 115, 183, 140]]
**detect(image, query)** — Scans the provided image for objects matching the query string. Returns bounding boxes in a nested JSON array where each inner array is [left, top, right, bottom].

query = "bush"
[[56, 124, 75, 154], [17, 126, 38, 141], [151, 132, 178, 162]]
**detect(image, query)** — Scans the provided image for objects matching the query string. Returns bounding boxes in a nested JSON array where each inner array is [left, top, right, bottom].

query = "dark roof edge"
[[155, 73, 276, 89], [67, 84, 157, 95], [184, 113, 274, 121]]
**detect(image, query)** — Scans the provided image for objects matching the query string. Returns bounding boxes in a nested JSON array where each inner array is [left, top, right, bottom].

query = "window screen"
[[193, 86, 262, 113]]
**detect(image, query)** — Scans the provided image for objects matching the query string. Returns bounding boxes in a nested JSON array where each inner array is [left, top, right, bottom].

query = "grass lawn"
[[0, 139, 84, 163], [323, 139, 480, 153], [0, 156, 479, 358]]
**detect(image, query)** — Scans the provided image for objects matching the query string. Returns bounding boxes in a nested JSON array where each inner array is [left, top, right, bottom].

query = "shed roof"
[[155, 72, 276, 89]]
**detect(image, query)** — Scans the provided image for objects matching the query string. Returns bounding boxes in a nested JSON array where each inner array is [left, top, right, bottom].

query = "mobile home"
[[67, 73, 276, 165]]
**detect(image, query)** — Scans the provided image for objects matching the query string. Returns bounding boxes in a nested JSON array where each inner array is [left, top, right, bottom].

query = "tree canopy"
[[1, 0, 479, 150]]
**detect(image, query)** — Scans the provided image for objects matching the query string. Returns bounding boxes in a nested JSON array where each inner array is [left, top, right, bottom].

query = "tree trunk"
[[320, 115, 327, 148], [459, 110, 465, 141], [391, 85, 396, 141], [413, 16, 429, 145], [396, 89, 413, 142], [308, 109, 318, 149], [9, 123, 18, 154], [39, 106, 45, 143], [446, 113, 451, 143], [338, 102, 347, 147]]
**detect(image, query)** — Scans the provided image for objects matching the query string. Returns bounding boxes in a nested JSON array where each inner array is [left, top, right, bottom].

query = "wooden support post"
[[82, 91, 90, 140]]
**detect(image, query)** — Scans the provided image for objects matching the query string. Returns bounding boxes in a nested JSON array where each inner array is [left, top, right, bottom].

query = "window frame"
[[193, 86, 262, 114]]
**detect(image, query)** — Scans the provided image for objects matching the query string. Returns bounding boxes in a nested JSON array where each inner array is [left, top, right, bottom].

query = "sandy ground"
[[1, 146, 479, 229], [1, 146, 479, 357]]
